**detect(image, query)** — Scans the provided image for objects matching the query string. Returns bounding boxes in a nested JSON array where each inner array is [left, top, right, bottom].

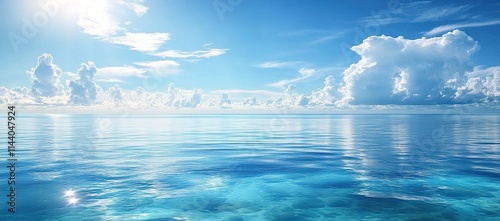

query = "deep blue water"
[[1, 114, 500, 220]]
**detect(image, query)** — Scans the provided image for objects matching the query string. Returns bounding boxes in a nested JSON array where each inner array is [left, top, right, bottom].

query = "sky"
[[0, 0, 499, 109]]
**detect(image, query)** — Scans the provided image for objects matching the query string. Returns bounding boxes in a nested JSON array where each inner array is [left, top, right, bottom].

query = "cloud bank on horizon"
[[1, 0, 499, 110], [1, 30, 498, 108]]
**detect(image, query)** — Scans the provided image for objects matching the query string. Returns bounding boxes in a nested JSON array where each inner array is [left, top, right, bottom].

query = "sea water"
[[1, 114, 499, 220]]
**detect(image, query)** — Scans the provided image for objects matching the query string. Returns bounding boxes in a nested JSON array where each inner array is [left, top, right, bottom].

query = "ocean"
[[2, 114, 500, 220]]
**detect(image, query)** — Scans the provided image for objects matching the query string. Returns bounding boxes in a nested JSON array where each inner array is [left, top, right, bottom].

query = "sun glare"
[[61, 0, 117, 33], [64, 0, 110, 14]]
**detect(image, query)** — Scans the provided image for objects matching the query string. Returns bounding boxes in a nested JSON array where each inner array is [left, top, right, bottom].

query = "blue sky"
[[1, 0, 499, 108]]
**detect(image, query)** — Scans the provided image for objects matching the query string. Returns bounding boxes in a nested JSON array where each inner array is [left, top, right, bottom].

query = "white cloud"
[[268, 68, 317, 88], [298, 68, 316, 77], [0, 87, 35, 105], [135, 60, 180, 74], [7, 40, 499, 109], [77, 0, 124, 38], [455, 66, 500, 102], [116, 0, 148, 16], [307, 31, 348, 45], [282, 84, 310, 106], [72, 0, 173, 57], [268, 67, 342, 89], [153, 48, 228, 59], [97, 66, 146, 80], [164, 83, 177, 106], [95, 78, 125, 83], [219, 93, 232, 107], [413, 5, 471, 22], [284, 84, 296, 95], [162, 83, 203, 108], [105, 32, 170, 52], [179, 88, 203, 108], [338, 29, 480, 105], [68, 62, 102, 105], [425, 20, 500, 36], [107, 84, 124, 105], [241, 97, 257, 106], [257, 61, 309, 69], [96, 61, 178, 82], [0, 87, 8, 96], [209, 89, 283, 102], [310, 75, 338, 106], [26, 53, 66, 102], [71, 0, 227, 63], [359, 3, 474, 28]]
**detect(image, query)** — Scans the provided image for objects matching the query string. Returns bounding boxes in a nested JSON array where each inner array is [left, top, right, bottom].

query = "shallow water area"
[[2, 114, 500, 220]]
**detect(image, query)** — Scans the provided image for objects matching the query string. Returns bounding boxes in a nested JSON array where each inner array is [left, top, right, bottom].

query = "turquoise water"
[[2, 114, 500, 220]]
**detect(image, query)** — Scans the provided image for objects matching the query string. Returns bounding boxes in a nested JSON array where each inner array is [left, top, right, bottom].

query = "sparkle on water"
[[64, 190, 75, 197], [67, 197, 79, 205], [64, 189, 79, 205]]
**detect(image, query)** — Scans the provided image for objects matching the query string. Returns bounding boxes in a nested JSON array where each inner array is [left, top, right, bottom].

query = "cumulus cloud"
[[125, 87, 166, 107], [283, 84, 310, 106], [284, 84, 296, 95], [265, 97, 284, 107], [6, 30, 499, 109], [182, 89, 203, 108], [0, 87, 8, 97], [338, 30, 480, 105], [0, 87, 35, 104], [164, 83, 178, 107], [27, 53, 65, 102], [219, 93, 232, 108], [310, 75, 338, 105], [455, 66, 500, 103], [108, 84, 123, 105], [295, 94, 310, 106], [68, 62, 102, 105], [162, 83, 203, 108], [241, 97, 257, 106]]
